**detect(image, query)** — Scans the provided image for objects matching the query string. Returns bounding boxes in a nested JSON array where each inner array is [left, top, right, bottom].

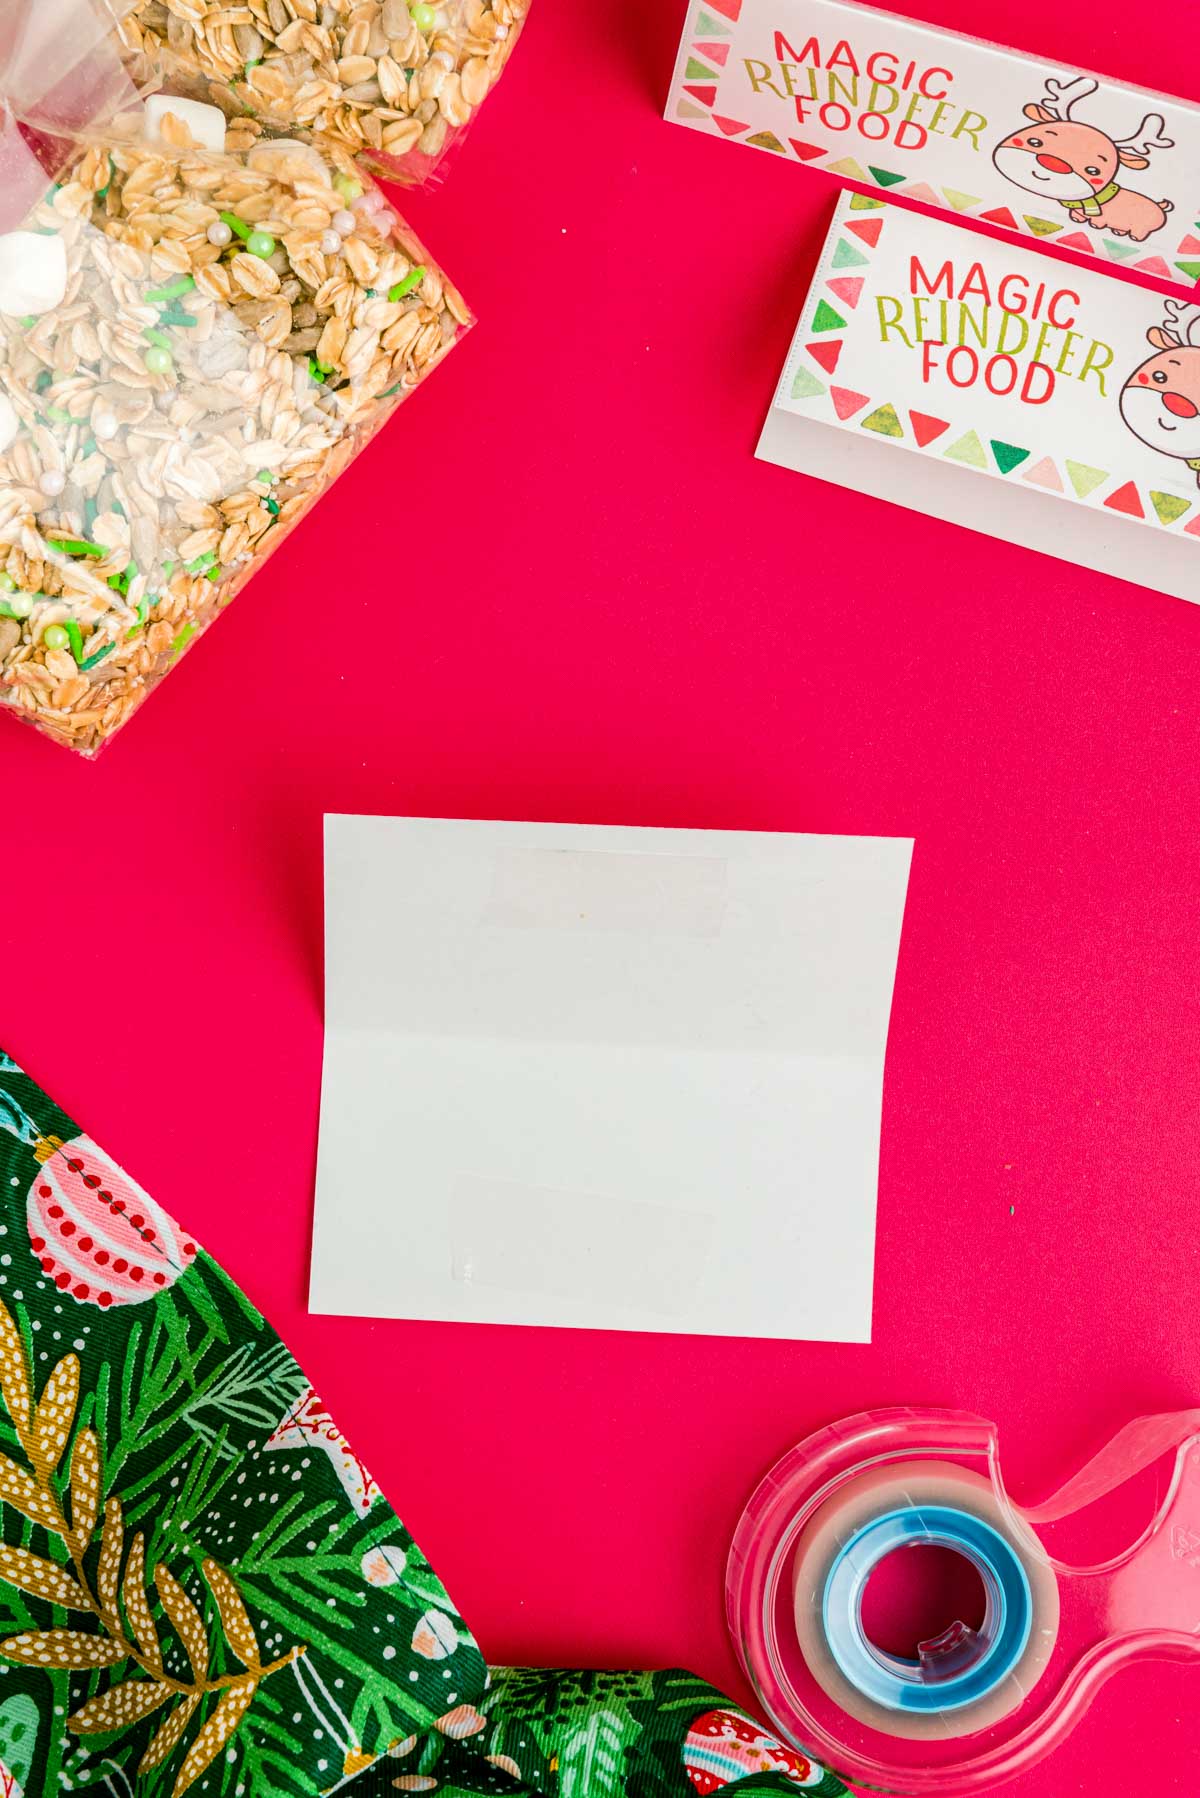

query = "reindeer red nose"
[[1035, 153, 1074, 173], [1163, 391, 1200, 418]]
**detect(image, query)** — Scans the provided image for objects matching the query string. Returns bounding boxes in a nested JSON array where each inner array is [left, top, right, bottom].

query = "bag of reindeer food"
[[114, 0, 533, 188], [0, 21, 471, 754]]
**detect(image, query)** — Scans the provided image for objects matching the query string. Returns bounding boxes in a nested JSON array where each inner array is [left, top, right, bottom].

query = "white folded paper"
[[311, 817, 912, 1342]]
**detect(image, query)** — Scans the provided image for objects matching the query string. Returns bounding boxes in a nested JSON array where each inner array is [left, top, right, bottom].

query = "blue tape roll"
[[821, 1503, 1034, 1715]]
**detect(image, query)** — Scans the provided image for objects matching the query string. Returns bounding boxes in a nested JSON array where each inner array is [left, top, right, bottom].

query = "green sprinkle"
[[265, 497, 281, 516], [255, 469, 275, 485], [247, 230, 276, 260], [81, 439, 97, 459], [307, 356, 335, 384], [381, 381, 403, 397], [47, 537, 104, 559], [160, 306, 198, 328], [64, 619, 85, 663], [244, 58, 261, 75], [144, 345, 174, 375], [161, 560, 175, 580], [79, 640, 115, 672], [219, 211, 253, 242], [33, 370, 52, 393], [125, 598, 151, 640], [206, 567, 221, 583], [0, 573, 14, 592], [334, 173, 363, 203], [44, 406, 72, 424], [145, 275, 195, 303], [186, 552, 217, 576], [42, 623, 70, 651], [112, 501, 126, 519], [388, 266, 426, 303], [170, 622, 197, 655], [1, 593, 35, 621], [18, 316, 36, 330], [410, 1, 436, 30], [142, 326, 173, 351], [83, 499, 98, 532]]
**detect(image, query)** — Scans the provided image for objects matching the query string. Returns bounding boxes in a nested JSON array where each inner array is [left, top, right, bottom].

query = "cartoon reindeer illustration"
[[992, 75, 1175, 242], [1119, 301, 1200, 486]]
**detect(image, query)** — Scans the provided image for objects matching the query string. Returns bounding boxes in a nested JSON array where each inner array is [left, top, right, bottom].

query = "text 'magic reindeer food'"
[[758, 193, 1200, 604], [667, 0, 1200, 295]]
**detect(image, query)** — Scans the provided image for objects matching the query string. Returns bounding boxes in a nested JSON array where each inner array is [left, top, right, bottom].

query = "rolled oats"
[[117, 0, 532, 186], [0, 125, 471, 755]]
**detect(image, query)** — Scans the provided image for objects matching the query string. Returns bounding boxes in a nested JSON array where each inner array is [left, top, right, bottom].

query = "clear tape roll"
[[791, 1460, 1059, 1740], [726, 1407, 1200, 1795]]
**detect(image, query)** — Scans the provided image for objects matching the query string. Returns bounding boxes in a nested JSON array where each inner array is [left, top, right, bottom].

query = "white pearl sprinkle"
[[332, 208, 357, 237], [207, 220, 233, 247], [320, 229, 342, 256], [38, 469, 65, 497], [94, 411, 118, 441]]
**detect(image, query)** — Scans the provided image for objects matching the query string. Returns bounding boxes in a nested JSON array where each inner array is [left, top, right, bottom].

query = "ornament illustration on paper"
[[992, 75, 1175, 242], [683, 1709, 824, 1791], [264, 1387, 381, 1513], [1120, 301, 1200, 484], [0, 1078, 196, 1308]]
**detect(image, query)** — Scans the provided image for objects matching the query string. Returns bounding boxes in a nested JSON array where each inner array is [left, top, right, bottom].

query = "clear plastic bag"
[[115, 0, 532, 188], [0, 111, 471, 754]]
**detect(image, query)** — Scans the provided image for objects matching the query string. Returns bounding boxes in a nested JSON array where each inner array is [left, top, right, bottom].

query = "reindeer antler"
[[1115, 111, 1174, 155], [1161, 299, 1200, 346], [1041, 74, 1099, 119]]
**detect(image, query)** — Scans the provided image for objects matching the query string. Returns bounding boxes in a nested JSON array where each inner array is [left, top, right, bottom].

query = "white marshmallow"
[[0, 233, 68, 318], [142, 95, 228, 154], [0, 394, 18, 454], [247, 138, 333, 186]]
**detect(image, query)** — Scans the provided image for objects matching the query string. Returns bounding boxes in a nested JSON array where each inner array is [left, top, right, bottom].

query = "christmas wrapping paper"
[[0, 1047, 847, 1798]]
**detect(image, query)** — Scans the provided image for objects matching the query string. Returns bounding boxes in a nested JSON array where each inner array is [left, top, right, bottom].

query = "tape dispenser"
[[726, 1407, 1200, 1794]]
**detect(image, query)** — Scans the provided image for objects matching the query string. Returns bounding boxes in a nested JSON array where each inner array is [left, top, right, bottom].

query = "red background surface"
[[5, 2, 1200, 1791]]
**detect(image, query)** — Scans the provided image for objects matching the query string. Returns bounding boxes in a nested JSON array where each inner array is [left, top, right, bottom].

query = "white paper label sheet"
[[666, 0, 1200, 292], [311, 817, 913, 1342], [758, 193, 1200, 601]]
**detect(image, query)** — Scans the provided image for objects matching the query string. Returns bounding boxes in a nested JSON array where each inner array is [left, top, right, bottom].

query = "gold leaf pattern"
[[69, 1428, 101, 1551], [202, 1561, 259, 1670], [0, 1301, 31, 1438], [0, 1544, 87, 1609], [69, 1676, 172, 1735], [96, 1497, 124, 1614], [0, 1451, 64, 1534], [0, 1627, 126, 1669], [31, 1353, 79, 1483], [172, 1681, 257, 1798], [155, 1566, 208, 1684], [139, 1693, 200, 1775], [122, 1534, 162, 1673]]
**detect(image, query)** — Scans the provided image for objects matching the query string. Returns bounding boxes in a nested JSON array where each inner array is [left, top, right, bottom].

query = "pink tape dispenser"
[[726, 1407, 1200, 1794]]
